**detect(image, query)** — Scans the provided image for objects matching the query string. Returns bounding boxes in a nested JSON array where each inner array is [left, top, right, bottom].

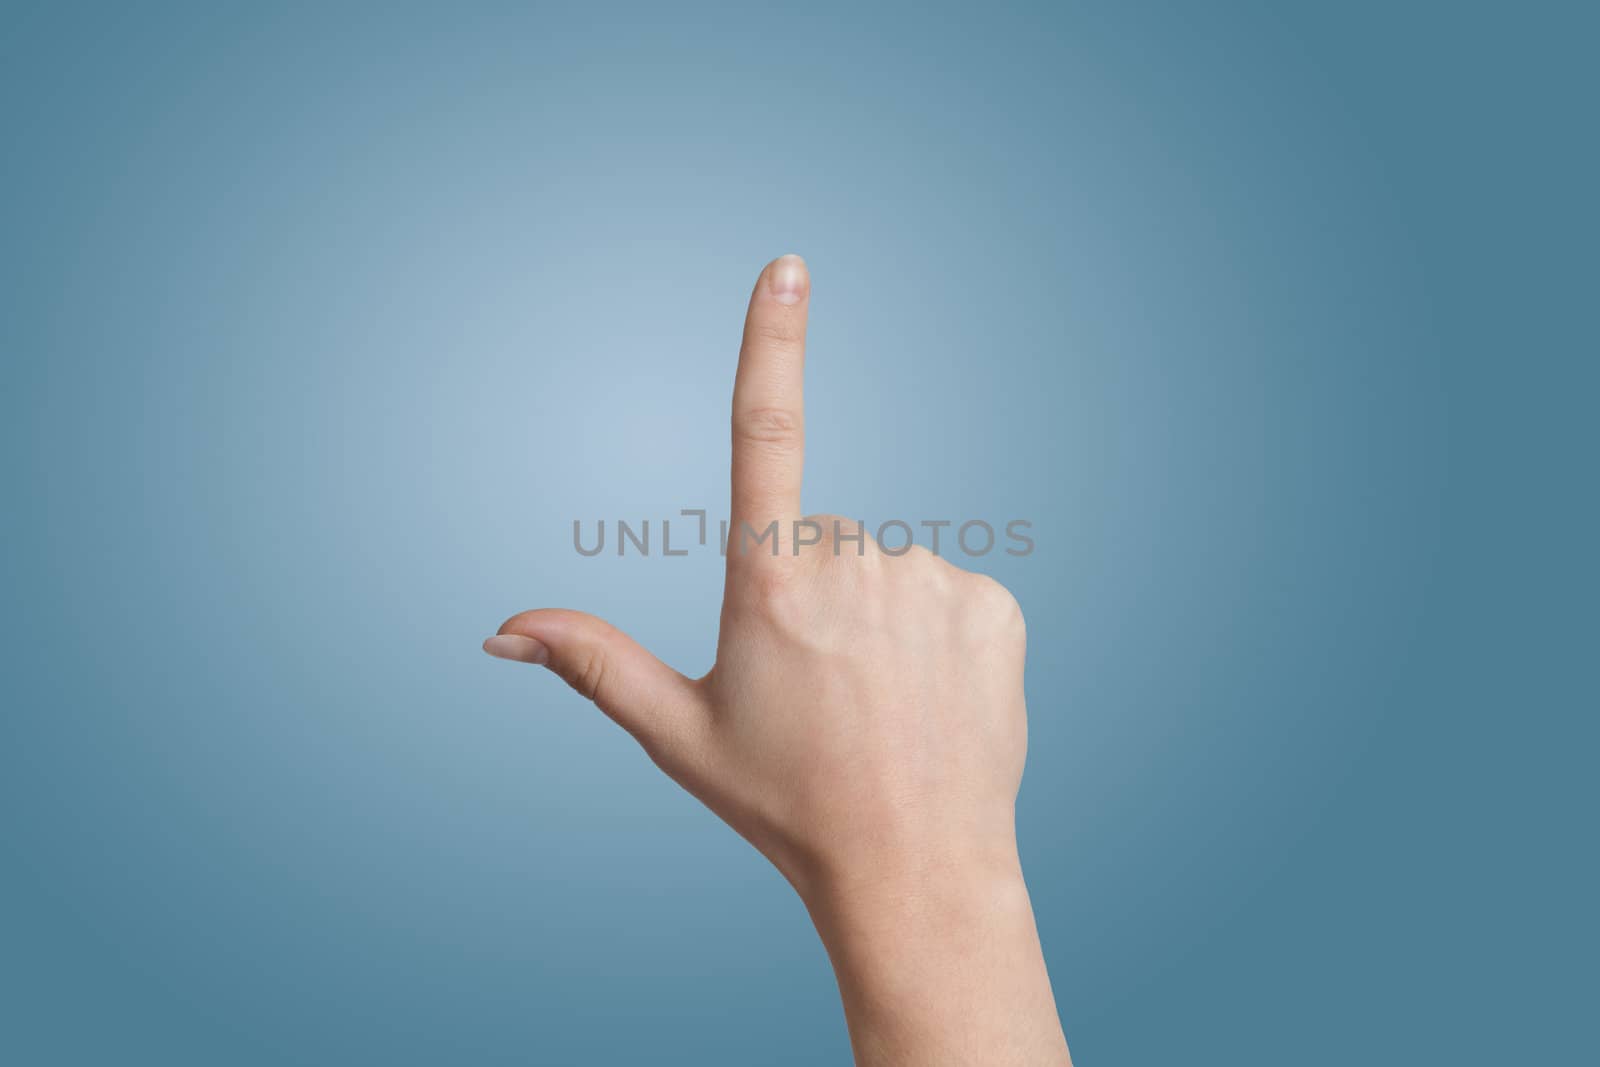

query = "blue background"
[[3, 3, 1593, 1064]]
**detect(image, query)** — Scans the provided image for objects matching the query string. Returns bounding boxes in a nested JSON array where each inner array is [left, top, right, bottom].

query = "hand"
[[485, 256, 1071, 1066]]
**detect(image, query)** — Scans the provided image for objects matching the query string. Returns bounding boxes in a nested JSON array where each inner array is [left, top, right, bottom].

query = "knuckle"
[[808, 514, 872, 551], [570, 647, 610, 703], [733, 406, 803, 450], [970, 573, 1025, 631], [911, 543, 951, 576], [897, 541, 933, 563], [749, 320, 803, 349], [739, 564, 812, 633]]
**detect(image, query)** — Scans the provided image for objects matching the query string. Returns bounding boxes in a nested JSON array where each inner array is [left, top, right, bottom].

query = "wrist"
[[798, 842, 1069, 1065], [800, 839, 1031, 956]]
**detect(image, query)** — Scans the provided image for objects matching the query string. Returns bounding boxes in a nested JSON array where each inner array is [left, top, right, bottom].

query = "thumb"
[[484, 608, 706, 755]]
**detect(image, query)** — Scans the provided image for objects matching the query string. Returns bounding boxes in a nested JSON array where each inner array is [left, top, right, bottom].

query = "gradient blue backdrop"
[[4, 3, 1593, 1064]]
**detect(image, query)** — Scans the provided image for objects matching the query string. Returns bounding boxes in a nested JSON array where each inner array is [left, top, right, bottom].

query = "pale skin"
[[484, 256, 1073, 1066]]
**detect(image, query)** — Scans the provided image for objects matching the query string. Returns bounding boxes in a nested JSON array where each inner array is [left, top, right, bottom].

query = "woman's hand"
[[485, 255, 1071, 1066]]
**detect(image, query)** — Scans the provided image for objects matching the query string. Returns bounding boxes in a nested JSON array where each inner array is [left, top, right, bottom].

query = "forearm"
[[804, 847, 1072, 1066]]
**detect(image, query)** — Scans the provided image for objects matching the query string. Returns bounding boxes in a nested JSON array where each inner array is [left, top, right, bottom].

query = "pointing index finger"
[[730, 255, 809, 538]]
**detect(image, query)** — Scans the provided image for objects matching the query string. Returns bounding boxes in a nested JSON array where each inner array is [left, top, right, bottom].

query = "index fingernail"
[[768, 255, 808, 305]]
